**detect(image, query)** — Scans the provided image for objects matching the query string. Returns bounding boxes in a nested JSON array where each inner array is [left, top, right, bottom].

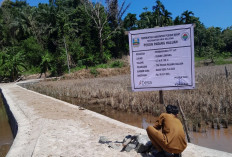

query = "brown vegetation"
[[23, 64, 232, 132]]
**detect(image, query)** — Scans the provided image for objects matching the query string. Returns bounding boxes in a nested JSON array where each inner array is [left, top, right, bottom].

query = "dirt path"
[[1, 81, 232, 157]]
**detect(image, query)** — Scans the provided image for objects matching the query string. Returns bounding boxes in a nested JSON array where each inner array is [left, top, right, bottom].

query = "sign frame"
[[129, 24, 195, 92]]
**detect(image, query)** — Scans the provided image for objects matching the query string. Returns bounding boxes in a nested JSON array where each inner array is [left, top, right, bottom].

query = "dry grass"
[[23, 64, 232, 131]]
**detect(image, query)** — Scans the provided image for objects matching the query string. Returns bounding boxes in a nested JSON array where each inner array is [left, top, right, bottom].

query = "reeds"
[[23, 64, 232, 130]]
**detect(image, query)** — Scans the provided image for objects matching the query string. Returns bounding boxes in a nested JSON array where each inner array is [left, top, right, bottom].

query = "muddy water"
[[191, 126, 232, 153], [58, 96, 232, 153], [87, 103, 232, 153], [0, 95, 13, 157]]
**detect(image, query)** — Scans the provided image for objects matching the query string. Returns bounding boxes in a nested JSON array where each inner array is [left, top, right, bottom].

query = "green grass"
[[195, 57, 205, 62], [68, 60, 125, 74], [109, 60, 124, 68], [22, 67, 40, 75], [215, 57, 232, 65], [195, 56, 232, 67], [70, 65, 86, 73]]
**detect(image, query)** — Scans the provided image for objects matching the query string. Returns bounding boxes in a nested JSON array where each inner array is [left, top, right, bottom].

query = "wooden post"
[[159, 90, 164, 104], [225, 66, 228, 80], [177, 100, 191, 143]]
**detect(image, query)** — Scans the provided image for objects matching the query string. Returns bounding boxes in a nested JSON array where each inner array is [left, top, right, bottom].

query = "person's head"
[[166, 105, 173, 114], [166, 105, 179, 115]]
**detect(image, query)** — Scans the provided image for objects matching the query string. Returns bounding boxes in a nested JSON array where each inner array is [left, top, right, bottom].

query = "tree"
[[21, 36, 44, 68], [203, 46, 218, 63], [181, 10, 194, 24], [162, 9, 172, 26], [19, 7, 44, 45], [0, 9, 4, 49], [138, 11, 153, 29], [222, 26, 232, 53], [0, 0, 29, 44], [106, 0, 130, 30], [82, 1, 109, 62], [199, 27, 225, 61], [0, 48, 26, 81], [173, 16, 181, 25], [152, 0, 165, 26], [39, 51, 53, 78], [205, 27, 225, 52], [193, 17, 207, 57], [123, 13, 137, 30], [82, 0, 130, 62]]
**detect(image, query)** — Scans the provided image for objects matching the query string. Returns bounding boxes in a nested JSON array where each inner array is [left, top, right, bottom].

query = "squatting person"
[[146, 105, 187, 157]]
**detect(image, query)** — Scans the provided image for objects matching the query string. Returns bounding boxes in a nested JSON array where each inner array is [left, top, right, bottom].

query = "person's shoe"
[[155, 151, 166, 157], [156, 151, 173, 157], [163, 151, 174, 157], [173, 153, 182, 157]]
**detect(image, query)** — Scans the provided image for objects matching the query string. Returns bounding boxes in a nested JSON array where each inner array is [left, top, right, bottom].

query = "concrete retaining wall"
[[0, 88, 18, 138]]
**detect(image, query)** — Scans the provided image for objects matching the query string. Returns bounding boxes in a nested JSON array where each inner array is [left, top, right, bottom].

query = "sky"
[[2, 0, 232, 29]]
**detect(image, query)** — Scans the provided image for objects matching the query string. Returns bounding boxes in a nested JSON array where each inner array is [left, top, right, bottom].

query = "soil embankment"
[[0, 81, 232, 157]]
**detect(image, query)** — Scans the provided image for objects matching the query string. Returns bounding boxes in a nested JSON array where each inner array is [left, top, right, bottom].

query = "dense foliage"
[[0, 0, 232, 82]]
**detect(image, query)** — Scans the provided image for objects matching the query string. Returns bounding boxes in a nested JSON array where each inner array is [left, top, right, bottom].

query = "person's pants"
[[146, 126, 168, 152]]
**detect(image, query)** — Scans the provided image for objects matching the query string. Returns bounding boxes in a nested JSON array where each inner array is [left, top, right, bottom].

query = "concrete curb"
[[1, 84, 34, 157], [0, 88, 18, 138]]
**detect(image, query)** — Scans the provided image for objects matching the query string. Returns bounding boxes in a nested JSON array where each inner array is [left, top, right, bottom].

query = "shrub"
[[110, 60, 124, 68], [90, 68, 99, 77]]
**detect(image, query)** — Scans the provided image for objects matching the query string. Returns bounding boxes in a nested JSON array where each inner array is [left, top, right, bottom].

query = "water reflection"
[[0, 94, 13, 157], [191, 126, 232, 153]]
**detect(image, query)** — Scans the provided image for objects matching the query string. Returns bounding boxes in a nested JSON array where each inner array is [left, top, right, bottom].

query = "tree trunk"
[[99, 31, 104, 62], [63, 37, 70, 74]]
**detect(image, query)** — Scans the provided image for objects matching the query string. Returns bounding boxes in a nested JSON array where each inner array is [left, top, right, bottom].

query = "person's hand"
[[142, 118, 149, 129]]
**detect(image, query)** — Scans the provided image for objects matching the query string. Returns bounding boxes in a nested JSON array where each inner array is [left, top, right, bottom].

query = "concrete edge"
[[1, 85, 33, 157], [0, 88, 18, 138]]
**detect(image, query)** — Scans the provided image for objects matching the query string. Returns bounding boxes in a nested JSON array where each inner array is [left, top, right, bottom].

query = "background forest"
[[0, 0, 232, 82]]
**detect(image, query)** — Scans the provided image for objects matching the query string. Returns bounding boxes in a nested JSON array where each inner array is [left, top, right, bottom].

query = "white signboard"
[[129, 24, 195, 92]]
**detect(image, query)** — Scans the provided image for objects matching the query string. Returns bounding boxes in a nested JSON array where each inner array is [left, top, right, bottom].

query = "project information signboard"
[[129, 24, 195, 92]]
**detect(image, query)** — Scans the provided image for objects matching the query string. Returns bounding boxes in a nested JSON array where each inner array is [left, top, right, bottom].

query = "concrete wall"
[[0, 89, 18, 138]]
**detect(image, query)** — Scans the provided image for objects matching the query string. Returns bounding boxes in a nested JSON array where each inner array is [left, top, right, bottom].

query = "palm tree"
[[152, 0, 165, 26], [181, 10, 194, 24], [123, 13, 137, 30], [138, 11, 153, 28], [174, 16, 181, 25], [39, 51, 53, 78], [19, 7, 41, 43], [162, 9, 172, 26], [106, 0, 130, 29]]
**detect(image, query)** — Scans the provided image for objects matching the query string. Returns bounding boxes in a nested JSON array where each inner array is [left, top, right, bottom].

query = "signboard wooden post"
[[129, 24, 195, 92]]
